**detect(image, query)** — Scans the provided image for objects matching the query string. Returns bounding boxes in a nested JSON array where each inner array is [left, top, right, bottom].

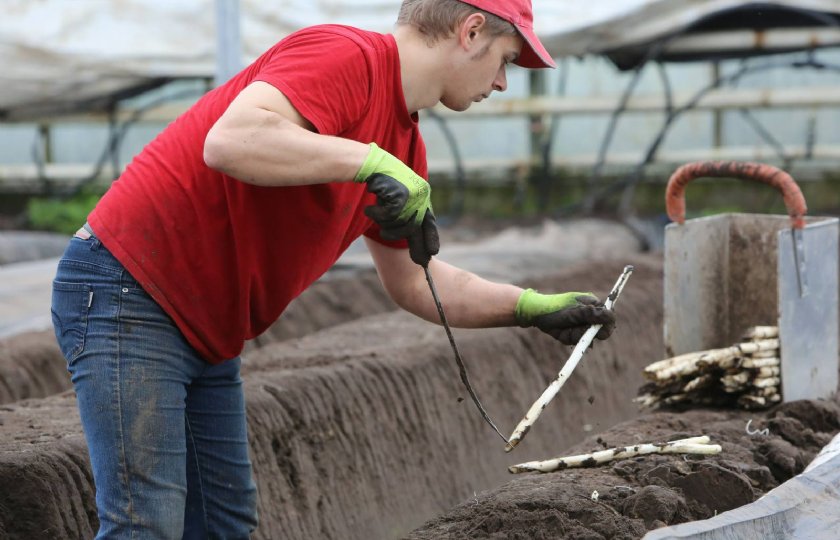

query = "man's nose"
[[493, 68, 508, 92]]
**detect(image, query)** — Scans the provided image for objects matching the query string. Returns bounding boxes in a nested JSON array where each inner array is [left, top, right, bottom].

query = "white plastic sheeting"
[[643, 432, 840, 540], [540, 0, 840, 59], [2, 0, 840, 118]]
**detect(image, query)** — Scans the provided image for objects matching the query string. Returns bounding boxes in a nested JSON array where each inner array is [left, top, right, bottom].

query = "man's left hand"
[[515, 289, 616, 345]]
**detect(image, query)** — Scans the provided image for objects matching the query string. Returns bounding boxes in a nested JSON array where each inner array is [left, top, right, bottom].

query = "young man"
[[50, 0, 615, 537]]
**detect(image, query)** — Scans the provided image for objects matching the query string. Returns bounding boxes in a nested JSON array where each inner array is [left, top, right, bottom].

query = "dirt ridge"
[[407, 400, 840, 540], [0, 269, 396, 405]]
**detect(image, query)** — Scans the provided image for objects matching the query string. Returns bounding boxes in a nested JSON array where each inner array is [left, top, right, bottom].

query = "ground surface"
[[407, 399, 840, 540], [0, 250, 664, 539], [2, 218, 836, 540]]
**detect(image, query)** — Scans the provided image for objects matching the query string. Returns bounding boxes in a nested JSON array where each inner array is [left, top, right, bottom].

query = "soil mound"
[[0, 330, 67, 404], [407, 399, 840, 540]]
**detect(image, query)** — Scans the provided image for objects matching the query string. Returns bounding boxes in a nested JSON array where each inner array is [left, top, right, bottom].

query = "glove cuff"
[[354, 142, 382, 183], [514, 288, 538, 327]]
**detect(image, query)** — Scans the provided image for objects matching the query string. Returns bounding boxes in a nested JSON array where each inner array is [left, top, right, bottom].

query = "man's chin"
[[440, 99, 470, 112]]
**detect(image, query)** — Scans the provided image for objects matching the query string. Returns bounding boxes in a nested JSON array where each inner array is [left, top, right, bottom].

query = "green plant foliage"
[[27, 188, 103, 235]]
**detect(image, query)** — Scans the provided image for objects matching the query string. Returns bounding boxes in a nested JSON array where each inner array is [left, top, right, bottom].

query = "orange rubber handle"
[[665, 161, 807, 229]]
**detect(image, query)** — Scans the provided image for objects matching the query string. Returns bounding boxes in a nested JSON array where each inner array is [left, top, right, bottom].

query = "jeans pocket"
[[51, 280, 92, 363]]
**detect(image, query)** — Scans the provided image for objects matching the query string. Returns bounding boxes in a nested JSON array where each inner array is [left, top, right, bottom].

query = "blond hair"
[[397, 0, 517, 43]]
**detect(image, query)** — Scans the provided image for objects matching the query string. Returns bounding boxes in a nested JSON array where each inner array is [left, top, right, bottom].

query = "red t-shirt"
[[89, 25, 426, 364]]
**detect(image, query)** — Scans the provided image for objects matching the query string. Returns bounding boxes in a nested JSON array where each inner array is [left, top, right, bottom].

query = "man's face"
[[441, 33, 523, 112]]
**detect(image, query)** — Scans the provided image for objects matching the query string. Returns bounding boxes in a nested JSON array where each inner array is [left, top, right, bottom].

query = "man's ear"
[[457, 13, 487, 51]]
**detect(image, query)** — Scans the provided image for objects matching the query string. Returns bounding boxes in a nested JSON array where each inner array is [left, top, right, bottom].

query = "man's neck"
[[392, 25, 447, 114]]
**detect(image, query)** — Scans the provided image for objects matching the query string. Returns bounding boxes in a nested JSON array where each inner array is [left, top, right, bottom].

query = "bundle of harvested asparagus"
[[636, 326, 781, 410]]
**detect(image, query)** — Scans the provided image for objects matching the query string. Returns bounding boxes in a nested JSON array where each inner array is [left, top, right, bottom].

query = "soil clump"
[[408, 399, 840, 540]]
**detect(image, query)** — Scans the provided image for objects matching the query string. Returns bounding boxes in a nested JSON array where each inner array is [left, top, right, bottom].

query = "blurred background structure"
[[2, 0, 840, 235]]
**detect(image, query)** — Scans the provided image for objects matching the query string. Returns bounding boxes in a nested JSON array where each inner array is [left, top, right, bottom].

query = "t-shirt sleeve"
[[253, 28, 371, 136], [363, 222, 408, 248]]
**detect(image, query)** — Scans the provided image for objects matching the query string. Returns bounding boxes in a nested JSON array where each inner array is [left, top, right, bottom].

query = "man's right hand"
[[355, 143, 439, 266]]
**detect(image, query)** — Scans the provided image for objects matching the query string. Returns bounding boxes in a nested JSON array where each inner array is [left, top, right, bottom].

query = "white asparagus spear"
[[738, 395, 768, 408], [724, 376, 781, 393], [663, 393, 690, 404], [753, 376, 781, 388], [633, 394, 658, 408], [738, 339, 780, 354], [504, 265, 634, 452], [742, 326, 779, 340], [755, 366, 780, 378], [721, 372, 750, 386], [749, 349, 779, 359], [644, 350, 709, 373], [739, 393, 781, 407], [682, 374, 714, 392], [746, 386, 781, 397], [644, 347, 735, 378], [509, 436, 721, 473], [650, 347, 741, 380], [741, 357, 780, 368], [698, 353, 741, 370]]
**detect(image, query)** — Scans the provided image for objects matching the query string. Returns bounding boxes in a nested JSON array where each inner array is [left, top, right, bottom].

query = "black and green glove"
[[515, 289, 616, 346], [355, 143, 439, 266]]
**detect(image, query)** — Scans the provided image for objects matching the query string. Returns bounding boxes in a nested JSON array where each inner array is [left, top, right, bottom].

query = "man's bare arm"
[[365, 237, 522, 327], [204, 81, 369, 186]]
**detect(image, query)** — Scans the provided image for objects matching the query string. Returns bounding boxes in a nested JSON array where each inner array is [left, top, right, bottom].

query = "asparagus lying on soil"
[[637, 327, 782, 410], [509, 436, 721, 474]]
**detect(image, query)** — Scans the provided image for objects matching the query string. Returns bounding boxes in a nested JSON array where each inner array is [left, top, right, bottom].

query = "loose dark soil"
[[407, 399, 840, 540]]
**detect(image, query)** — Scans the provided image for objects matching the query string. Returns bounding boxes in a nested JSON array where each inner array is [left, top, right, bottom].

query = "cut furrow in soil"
[[0, 269, 396, 405], [0, 218, 642, 405], [244, 269, 396, 352]]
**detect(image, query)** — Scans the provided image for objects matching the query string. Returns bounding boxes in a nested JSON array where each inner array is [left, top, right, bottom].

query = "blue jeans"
[[51, 232, 258, 539]]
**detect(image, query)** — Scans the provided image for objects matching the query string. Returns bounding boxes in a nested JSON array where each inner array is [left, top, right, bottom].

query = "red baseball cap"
[[460, 0, 556, 69]]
